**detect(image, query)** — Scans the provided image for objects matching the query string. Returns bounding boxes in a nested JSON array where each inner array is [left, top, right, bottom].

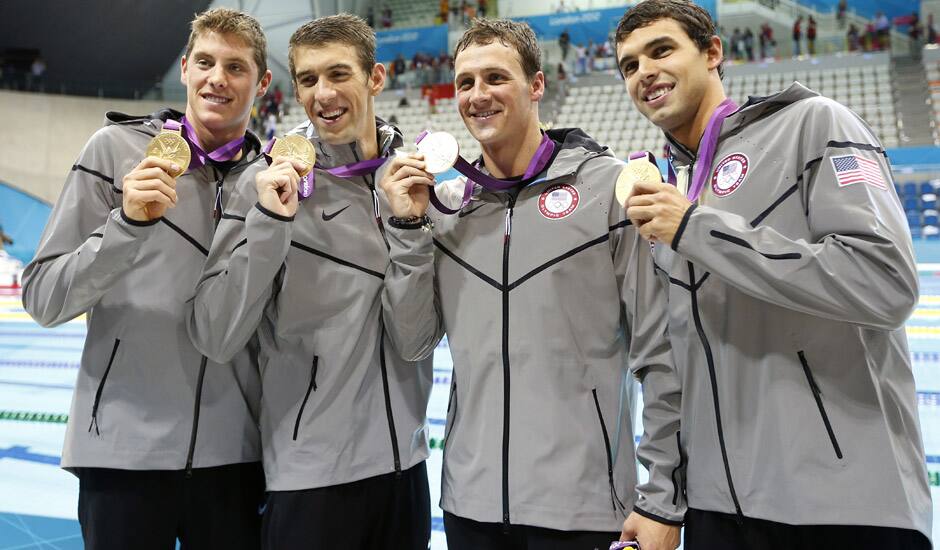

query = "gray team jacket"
[[21, 110, 262, 472], [187, 118, 433, 491], [643, 83, 932, 540], [383, 129, 673, 532]]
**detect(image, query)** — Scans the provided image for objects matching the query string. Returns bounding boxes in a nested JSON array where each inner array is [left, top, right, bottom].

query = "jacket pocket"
[[797, 351, 843, 460], [88, 338, 121, 435], [592, 388, 627, 516], [292, 355, 319, 441]]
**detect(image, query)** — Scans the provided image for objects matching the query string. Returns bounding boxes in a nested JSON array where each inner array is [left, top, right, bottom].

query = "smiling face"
[[292, 42, 385, 148], [181, 31, 271, 149], [616, 18, 723, 148], [454, 41, 544, 150]]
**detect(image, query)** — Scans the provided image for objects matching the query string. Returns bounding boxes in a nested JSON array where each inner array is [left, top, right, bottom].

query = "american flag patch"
[[831, 154, 887, 190]]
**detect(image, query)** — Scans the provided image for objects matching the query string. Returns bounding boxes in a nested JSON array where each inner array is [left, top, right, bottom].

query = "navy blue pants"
[[78, 462, 265, 550]]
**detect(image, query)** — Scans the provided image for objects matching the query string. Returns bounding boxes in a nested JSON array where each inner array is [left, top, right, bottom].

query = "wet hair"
[[615, 0, 723, 78], [186, 8, 268, 81], [454, 18, 542, 80], [288, 14, 376, 80]]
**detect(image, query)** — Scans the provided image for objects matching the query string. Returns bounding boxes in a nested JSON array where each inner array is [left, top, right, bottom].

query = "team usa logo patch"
[[538, 184, 580, 220], [711, 153, 749, 197]]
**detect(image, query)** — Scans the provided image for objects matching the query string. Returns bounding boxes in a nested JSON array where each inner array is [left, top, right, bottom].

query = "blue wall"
[[0, 183, 51, 264], [795, 0, 913, 20], [377, 24, 449, 62]]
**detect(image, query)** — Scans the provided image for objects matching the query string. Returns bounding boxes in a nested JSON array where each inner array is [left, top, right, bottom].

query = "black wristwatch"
[[388, 215, 432, 230]]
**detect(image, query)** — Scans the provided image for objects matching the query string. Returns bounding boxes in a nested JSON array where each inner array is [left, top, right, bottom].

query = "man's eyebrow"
[[295, 63, 354, 78], [455, 67, 508, 81], [619, 36, 675, 66]]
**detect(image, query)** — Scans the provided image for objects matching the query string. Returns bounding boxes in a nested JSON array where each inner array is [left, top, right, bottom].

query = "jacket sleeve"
[[186, 167, 292, 363], [608, 157, 686, 525], [382, 222, 445, 361], [21, 127, 158, 327], [673, 100, 917, 331]]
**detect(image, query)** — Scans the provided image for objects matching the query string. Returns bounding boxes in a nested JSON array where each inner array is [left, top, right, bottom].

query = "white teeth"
[[645, 86, 671, 102], [473, 111, 498, 118], [322, 109, 344, 119], [204, 95, 230, 104]]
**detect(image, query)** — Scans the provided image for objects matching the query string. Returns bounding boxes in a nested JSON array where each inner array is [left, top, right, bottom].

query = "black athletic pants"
[[684, 508, 931, 550], [77, 462, 265, 550], [261, 461, 430, 550], [443, 511, 620, 550]]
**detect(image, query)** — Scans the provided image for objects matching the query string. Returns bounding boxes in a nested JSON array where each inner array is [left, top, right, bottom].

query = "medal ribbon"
[[416, 131, 556, 214], [164, 118, 245, 170], [684, 98, 738, 202], [263, 138, 388, 200]]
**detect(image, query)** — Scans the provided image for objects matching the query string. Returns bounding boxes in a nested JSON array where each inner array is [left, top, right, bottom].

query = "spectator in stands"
[[381, 16, 646, 550], [439, 0, 449, 24], [382, 6, 393, 28], [29, 56, 45, 92], [559, 29, 571, 61], [273, 83, 284, 114], [718, 26, 731, 60], [847, 23, 861, 51], [730, 28, 742, 60], [928, 14, 937, 44], [792, 15, 803, 56], [576, 42, 588, 74], [367, 5, 375, 27], [478, 0, 487, 18], [21, 8, 272, 550], [865, 19, 877, 50], [874, 11, 890, 50], [759, 22, 775, 59], [615, 1, 932, 548], [189, 13, 432, 549], [556, 61, 568, 96], [807, 16, 817, 56], [743, 28, 755, 61], [264, 110, 276, 140], [393, 53, 406, 88], [837, 0, 847, 29]]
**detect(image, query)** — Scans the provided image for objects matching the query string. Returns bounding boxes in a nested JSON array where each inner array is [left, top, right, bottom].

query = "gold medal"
[[145, 130, 191, 178], [616, 159, 662, 208], [269, 134, 316, 176]]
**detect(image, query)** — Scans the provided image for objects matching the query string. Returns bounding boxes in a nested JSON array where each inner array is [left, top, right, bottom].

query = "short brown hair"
[[454, 18, 542, 81], [186, 8, 268, 81], [288, 14, 376, 80], [615, 0, 723, 78]]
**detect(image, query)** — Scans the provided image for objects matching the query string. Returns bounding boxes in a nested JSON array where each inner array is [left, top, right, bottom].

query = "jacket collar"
[[288, 116, 404, 167]]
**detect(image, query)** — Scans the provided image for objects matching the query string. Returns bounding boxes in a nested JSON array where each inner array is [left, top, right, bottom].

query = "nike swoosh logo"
[[321, 204, 350, 221], [457, 204, 484, 218]]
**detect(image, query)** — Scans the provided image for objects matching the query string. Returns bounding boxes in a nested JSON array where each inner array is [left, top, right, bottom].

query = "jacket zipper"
[[185, 169, 227, 477], [443, 371, 457, 451], [501, 196, 515, 532], [797, 351, 843, 459], [292, 356, 319, 441], [591, 388, 627, 516], [688, 262, 743, 520], [88, 338, 121, 435], [351, 144, 389, 248], [185, 356, 208, 477], [378, 324, 402, 477], [671, 431, 685, 506]]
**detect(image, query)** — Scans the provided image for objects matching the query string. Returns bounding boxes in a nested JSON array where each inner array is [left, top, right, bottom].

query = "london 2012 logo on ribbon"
[[538, 184, 580, 220], [711, 153, 749, 197]]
